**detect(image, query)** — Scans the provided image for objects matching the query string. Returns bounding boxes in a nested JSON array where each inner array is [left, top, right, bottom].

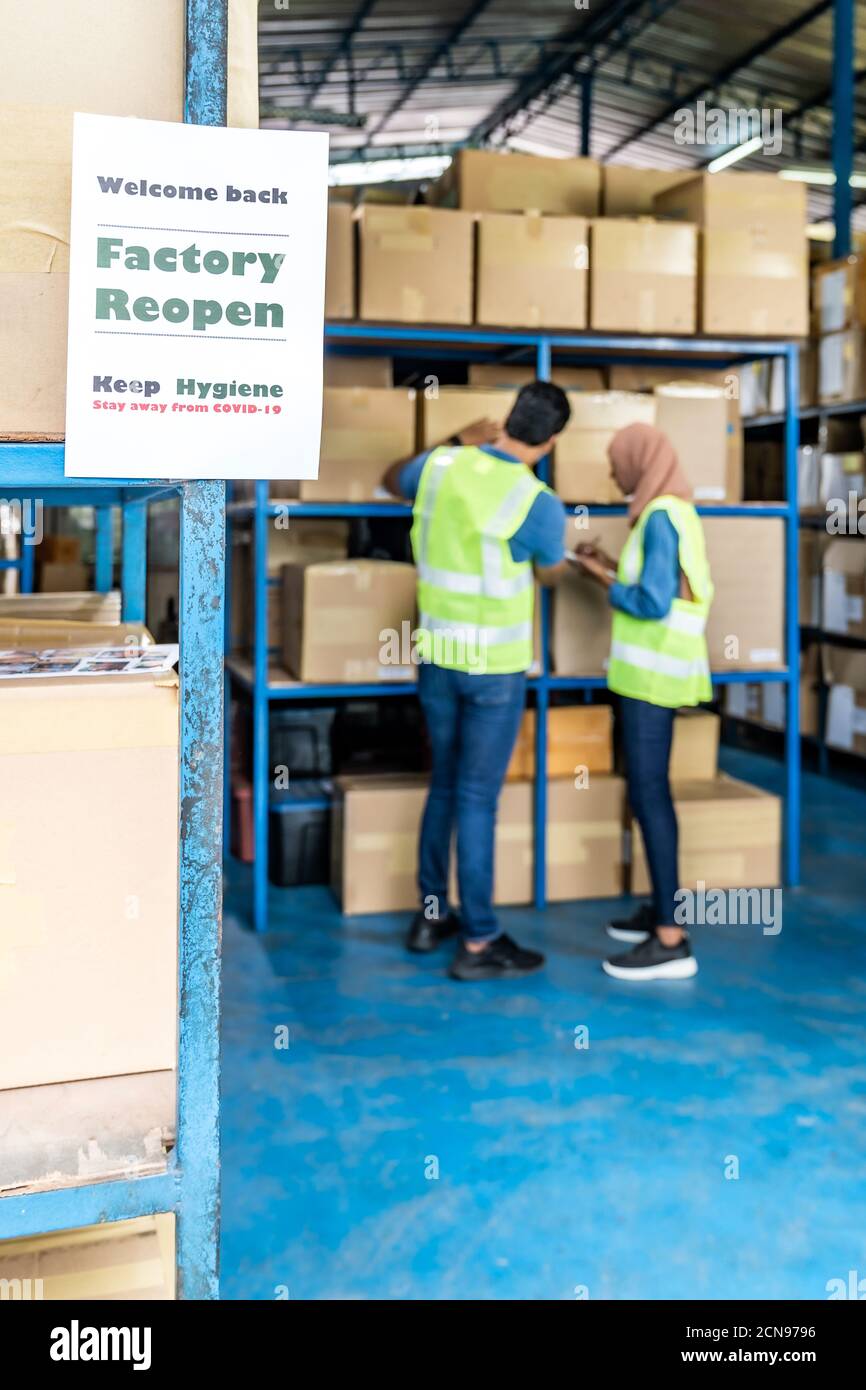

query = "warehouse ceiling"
[[258, 0, 866, 223]]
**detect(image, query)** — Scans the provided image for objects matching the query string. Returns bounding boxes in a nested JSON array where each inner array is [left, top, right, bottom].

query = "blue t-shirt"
[[396, 445, 565, 568], [609, 510, 680, 620]]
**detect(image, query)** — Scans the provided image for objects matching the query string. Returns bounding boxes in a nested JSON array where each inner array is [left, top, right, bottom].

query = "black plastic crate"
[[267, 779, 332, 888], [269, 705, 336, 780]]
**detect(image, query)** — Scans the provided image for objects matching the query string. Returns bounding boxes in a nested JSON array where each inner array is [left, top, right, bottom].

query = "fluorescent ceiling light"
[[328, 155, 452, 187], [781, 168, 866, 188], [706, 135, 764, 172]]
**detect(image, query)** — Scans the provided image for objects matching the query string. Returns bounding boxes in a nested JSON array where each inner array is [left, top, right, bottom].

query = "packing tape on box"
[[548, 821, 623, 865], [351, 830, 417, 872]]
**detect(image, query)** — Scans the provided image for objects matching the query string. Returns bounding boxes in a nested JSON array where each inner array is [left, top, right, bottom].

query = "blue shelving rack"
[[227, 325, 802, 934], [0, 0, 227, 1300]]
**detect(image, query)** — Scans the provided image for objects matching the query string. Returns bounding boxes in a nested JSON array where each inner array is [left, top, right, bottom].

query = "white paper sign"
[[65, 114, 328, 479]]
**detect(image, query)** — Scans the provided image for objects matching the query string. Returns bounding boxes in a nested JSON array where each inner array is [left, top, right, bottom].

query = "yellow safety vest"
[[607, 495, 714, 708]]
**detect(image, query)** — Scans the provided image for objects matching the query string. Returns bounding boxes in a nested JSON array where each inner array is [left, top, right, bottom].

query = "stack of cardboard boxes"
[[330, 703, 780, 915], [814, 255, 866, 404], [324, 152, 809, 339]]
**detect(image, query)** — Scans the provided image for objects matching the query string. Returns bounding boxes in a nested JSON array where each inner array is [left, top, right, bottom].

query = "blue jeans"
[[417, 661, 526, 941], [619, 695, 680, 927]]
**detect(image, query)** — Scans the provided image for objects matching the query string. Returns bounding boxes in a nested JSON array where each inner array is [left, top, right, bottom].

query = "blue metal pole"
[[784, 345, 801, 887], [832, 0, 855, 259], [175, 480, 224, 1300], [94, 505, 114, 592], [253, 480, 270, 932], [533, 337, 552, 910], [177, 0, 227, 1300], [223, 485, 234, 856], [120, 502, 147, 623], [19, 535, 36, 593]]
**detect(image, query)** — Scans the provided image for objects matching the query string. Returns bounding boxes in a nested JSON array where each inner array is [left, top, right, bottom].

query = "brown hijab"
[[608, 422, 692, 526]]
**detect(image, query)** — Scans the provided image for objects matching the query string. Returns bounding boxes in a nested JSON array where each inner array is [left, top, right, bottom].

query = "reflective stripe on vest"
[[607, 496, 713, 709], [410, 445, 545, 674]]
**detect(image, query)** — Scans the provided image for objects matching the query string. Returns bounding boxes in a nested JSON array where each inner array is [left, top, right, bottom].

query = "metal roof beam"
[[469, 0, 677, 145], [359, 0, 497, 152], [305, 0, 378, 105], [604, 0, 834, 159]]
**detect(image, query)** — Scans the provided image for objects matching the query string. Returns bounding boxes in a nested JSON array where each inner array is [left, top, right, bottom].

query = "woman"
[[575, 422, 714, 982]]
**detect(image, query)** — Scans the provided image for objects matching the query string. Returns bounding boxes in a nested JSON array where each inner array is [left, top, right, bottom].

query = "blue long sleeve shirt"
[[396, 445, 566, 567], [609, 510, 680, 621]]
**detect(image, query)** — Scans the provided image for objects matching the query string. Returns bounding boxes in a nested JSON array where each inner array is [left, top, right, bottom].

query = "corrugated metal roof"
[[258, 0, 866, 223]]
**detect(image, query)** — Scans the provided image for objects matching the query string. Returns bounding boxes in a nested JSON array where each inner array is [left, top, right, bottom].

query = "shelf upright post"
[[223, 484, 234, 855], [832, 0, 855, 259], [120, 501, 147, 622], [174, 0, 228, 1297], [19, 532, 36, 592], [534, 336, 552, 910], [175, 480, 225, 1299], [252, 480, 270, 932], [784, 343, 801, 886], [94, 506, 114, 592]]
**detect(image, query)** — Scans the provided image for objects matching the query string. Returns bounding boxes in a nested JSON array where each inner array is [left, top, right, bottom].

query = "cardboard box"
[[704, 516, 785, 669], [654, 381, 735, 501], [41, 535, 82, 564], [546, 774, 626, 901], [323, 355, 393, 388], [38, 560, 89, 592], [653, 174, 808, 336], [475, 212, 588, 329], [631, 774, 781, 893], [670, 710, 720, 782], [551, 515, 629, 675], [0, 616, 146, 646], [331, 774, 534, 913], [0, 272, 69, 437], [506, 704, 613, 781], [554, 392, 656, 502], [230, 520, 350, 650], [700, 227, 809, 337], [324, 202, 354, 319], [420, 386, 517, 449], [305, 387, 417, 501], [551, 514, 785, 675], [819, 329, 866, 403], [822, 538, 866, 638], [590, 218, 697, 334], [427, 148, 601, 216], [1, 3, 183, 117], [653, 171, 807, 233], [824, 645, 866, 755], [601, 165, 692, 217], [0, 674, 178, 1090], [607, 365, 741, 496], [468, 362, 606, 391], [812, 256, 866, 334], [358, 205, 473, 324], [282, 559, 417, 683]]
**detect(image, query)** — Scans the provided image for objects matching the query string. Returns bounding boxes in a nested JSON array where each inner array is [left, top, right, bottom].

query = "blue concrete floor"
[[220, 749, 866, 1300]]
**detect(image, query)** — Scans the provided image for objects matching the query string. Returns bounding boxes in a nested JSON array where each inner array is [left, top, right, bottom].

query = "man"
[[383, 381, 572, 981]]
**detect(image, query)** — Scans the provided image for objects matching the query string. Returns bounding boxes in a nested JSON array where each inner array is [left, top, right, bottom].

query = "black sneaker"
[[406, 910, 462, 953], [603, 934, 697, 981], [449, 932, 545, 981], [606, 902, 656, 944]]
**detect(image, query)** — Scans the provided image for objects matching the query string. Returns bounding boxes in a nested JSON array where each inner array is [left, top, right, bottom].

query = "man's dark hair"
[[504, 381, 571, 446]]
